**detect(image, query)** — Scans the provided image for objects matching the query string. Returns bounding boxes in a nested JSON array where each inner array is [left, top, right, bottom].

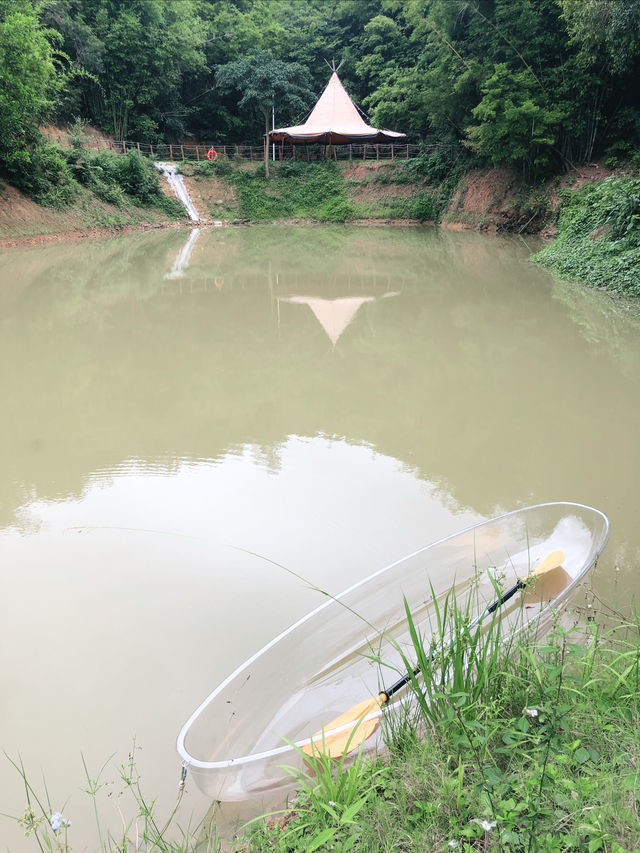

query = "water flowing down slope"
[[155, 162, 201, 221]]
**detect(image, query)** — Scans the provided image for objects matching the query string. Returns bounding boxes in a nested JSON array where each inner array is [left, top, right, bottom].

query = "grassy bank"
[[533, 177, 640, 298], [8, 598, 640, 853], [241, 601, 640, 853], [179, 149, 464, 224]]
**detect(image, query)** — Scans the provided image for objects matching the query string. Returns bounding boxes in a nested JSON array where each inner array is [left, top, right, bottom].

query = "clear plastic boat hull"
[[177, 502, 610, 801]]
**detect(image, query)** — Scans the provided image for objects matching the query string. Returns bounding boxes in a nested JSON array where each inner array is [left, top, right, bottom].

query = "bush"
[[65, 148, 185, 217], [319, 197, 355, 222], [534, 177, 640, 296], [6, 142, 78, 207], [182, 159, 233, 179], [408, 190, 438, 222]]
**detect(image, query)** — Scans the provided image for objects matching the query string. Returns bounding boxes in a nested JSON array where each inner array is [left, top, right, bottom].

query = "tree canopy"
[[2, 0, 640, 185]]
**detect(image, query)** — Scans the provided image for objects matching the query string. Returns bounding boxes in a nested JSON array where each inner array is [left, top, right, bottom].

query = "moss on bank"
[[533, 177, 640, 298]]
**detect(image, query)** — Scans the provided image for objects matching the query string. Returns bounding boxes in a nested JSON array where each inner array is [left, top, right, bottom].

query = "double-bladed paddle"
[[303, 549, 566, 758]]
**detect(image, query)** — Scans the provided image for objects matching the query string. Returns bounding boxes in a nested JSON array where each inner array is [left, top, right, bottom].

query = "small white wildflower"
[[328, 800, 336, 807], [50, 812, 71, 831], [524, 707, 539, 718], [448, 841, 459, 849], [472, 818, 497, 832]]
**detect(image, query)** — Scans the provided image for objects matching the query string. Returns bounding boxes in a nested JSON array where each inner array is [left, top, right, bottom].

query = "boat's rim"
[[177, 502, 610, 770]]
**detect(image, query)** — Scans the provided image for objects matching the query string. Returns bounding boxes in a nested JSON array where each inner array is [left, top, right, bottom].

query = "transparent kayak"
[[177, 502, 610, 801]]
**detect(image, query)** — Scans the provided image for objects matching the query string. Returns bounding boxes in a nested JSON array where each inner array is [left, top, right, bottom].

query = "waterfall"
[[154, 162, 200, 221]]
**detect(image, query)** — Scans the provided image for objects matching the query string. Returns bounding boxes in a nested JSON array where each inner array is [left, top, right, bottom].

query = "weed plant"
[[4, 744, 219, 853], [244, 599, 640, 853], [534, 177, 640, 297], [1, 129, 185, 217]]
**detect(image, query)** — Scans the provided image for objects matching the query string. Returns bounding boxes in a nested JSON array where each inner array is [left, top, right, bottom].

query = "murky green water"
[[1, 224, 639, 846]]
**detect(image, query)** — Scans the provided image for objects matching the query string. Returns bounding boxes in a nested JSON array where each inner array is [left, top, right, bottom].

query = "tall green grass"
[[244, 596, 640, 853]]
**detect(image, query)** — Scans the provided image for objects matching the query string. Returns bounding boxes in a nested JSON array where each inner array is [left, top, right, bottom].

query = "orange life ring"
[[207, 147, 218, 162]]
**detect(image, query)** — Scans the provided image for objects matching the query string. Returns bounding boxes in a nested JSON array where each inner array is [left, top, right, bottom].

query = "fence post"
[[391, 144, 394, 161], [406, 144, 409, 159], [196, 146, 200, 161], [169, 144, 173, 160], [235, 145, 239, 158], [181, 145, 184, 159], [136, 142, 140, 153], [363, 144, 367, 161], [123, 140, 127, 153], [222, 145, 226, 158]]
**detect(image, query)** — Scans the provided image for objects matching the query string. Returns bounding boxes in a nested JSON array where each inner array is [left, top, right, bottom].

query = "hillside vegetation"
[[2, 0, 640, 198], [1, 0, 639, 292]]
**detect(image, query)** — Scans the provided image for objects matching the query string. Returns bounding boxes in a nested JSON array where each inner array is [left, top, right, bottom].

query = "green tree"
[[467, 63, 562, 178], [215, 50, 313, 177], [0, 0, 63, 179]]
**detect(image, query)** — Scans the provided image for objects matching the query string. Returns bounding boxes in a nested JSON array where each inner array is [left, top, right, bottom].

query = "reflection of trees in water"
[[551, 276, 640, 376], [1, 228, 639, 565]]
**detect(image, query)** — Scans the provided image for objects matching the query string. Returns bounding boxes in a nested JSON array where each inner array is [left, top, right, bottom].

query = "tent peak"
[[325, 57, 345, 73]]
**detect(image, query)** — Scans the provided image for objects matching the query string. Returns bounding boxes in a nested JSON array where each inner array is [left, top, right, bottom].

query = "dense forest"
[[2, 0, 640, 195]]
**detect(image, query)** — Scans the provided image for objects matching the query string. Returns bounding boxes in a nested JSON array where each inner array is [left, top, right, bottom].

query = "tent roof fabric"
[[269, 72, 406, 145]]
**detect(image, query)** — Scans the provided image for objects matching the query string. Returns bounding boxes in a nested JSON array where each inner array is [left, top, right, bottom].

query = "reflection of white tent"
[[278, 292, 398, 346]]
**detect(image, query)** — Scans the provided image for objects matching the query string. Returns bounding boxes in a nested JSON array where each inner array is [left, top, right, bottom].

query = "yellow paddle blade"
[[530, 549, 566, 578], [302, 694, 386, 758], [523, 549, 568, 604]]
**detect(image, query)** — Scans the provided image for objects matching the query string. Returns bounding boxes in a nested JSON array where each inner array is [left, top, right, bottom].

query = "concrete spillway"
[[154, 161, 200, 221]]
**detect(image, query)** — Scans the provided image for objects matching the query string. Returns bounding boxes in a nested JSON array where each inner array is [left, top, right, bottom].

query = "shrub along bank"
[[533, 177, 640, 299], [0, 141, 186, 239]]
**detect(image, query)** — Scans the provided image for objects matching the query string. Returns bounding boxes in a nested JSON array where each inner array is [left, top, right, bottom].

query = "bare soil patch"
[[0, 183, 83, 240], [40, 124, 115, 150], [347, 182, 416, 203], [0, 182, 179, 247], [445, 160, 616, 234], [183, 176, 237, 220], [340, 162, 400, 181]]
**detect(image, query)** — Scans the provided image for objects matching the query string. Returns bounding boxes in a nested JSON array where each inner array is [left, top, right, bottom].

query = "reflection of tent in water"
[[277, 292, 398, 346]]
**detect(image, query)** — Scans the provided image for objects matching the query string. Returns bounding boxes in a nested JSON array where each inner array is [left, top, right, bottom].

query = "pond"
[[1, 224, 639, 847]]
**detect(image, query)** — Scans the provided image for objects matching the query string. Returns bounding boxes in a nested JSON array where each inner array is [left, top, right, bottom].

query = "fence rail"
[[105, 140, 425, 162]]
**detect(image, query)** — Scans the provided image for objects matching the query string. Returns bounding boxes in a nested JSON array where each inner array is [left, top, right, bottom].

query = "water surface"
[[1, 224, 639, 846]]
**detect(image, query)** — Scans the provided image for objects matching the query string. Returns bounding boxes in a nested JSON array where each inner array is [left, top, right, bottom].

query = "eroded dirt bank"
[[0, 160, 615, 247]]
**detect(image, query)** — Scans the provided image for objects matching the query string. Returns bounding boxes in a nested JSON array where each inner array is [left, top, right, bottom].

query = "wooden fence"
[[106, 140, 424, 162]]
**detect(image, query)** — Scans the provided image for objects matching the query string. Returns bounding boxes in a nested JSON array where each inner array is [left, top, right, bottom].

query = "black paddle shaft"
[[381, 579, 526, 702]]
